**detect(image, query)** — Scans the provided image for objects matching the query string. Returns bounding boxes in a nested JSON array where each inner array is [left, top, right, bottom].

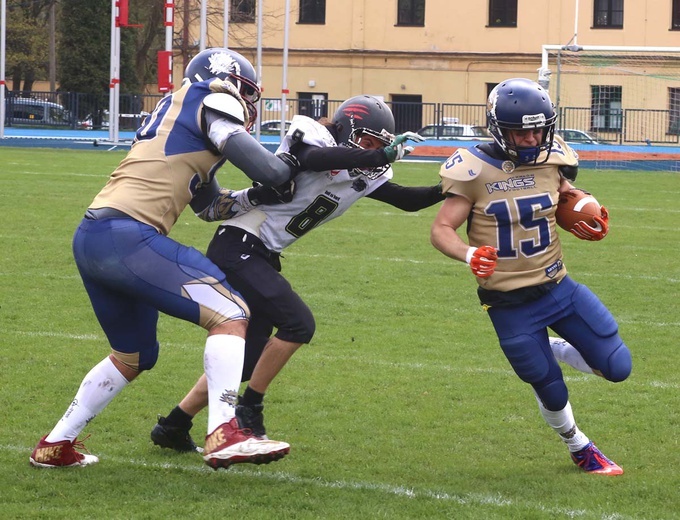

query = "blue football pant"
[[73, 217, 248, 370], [486, 276, 632, 411]]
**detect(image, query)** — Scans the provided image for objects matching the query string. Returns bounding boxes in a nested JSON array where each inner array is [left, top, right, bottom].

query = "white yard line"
[[6, 443, 631, 520]]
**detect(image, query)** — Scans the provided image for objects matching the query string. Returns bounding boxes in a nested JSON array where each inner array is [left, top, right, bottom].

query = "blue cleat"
[[571, 442, 623, 475]]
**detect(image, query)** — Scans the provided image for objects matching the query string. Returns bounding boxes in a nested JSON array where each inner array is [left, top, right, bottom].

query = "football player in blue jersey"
[[29, 48, 310, 470], [148, 95, 445, 455], [430, 78, 632, 475]]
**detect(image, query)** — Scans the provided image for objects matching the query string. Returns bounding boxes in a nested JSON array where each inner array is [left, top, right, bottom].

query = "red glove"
[[570, 206, 609, 241], [466, 246, 498, 278]]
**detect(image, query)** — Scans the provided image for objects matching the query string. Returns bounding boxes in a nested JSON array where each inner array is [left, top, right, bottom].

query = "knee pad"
[[603, 343, 632, 382], [499, 335, 550, 384], [111, 342, 159, 372], [276, 306, 316, 344], [534, 378, 569, 411]]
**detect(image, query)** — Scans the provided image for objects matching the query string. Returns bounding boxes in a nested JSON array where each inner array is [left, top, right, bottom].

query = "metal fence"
[[257, 98, 488, 136], [3, 90, 164, 131], [557, 106, 680, 145], [4, 90, 680, 145]]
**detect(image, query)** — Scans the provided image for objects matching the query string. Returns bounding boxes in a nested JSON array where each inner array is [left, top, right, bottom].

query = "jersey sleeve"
[[438, 148, 485, 201]]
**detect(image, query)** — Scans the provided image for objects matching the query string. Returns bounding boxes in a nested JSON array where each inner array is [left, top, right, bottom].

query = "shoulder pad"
[[547, 135, 579, 168], [439, 149, 484, 182], [203, 93, 246, 125], [278, 115, 336, 154]]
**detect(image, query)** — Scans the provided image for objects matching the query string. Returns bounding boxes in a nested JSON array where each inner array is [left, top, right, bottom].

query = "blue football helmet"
[[487, 78, 557, 165], [184, 48, 261, 128], [332, 95, 395, 179]]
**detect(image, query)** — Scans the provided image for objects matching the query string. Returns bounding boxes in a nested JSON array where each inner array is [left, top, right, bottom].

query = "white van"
[[4, 98, 71, 126]]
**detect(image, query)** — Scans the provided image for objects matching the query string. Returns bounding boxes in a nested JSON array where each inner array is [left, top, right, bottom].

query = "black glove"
[[247, 180, 296, 206]]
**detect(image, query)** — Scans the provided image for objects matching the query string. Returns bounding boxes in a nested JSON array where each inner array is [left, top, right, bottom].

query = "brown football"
[[555, 189, 601, 231]]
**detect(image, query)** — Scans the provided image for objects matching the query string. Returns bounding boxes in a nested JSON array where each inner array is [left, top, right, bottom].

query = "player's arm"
[[431, 195, 497, 278], [366, 181, 444, 211], [190, 177, 295, 222], [293, 142, 390, 172], [190, 177, 249, 222], [219, 130, 294, 186], [203, 93, 294, 187]]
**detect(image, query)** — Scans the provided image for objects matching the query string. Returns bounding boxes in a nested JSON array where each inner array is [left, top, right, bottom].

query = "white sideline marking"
[[8, 444, 630, 519]]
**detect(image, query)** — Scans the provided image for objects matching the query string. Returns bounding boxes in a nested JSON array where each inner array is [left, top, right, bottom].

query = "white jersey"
[[220, 115, 392, 252]]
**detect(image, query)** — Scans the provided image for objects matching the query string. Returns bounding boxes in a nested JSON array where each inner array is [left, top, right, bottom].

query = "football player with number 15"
[[431, 78, 632, 475]]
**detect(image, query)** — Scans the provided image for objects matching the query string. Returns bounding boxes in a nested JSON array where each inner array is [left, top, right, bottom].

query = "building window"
[[397, 0, 425, 26], [593, 0, 623, 28], [591, 85, 622, 131], [299, 0, 325, 24], [673, 0, 680, 30], [669, 88, 680, 135], [488, 0, 517, 27], [230, 0, 255, 23]]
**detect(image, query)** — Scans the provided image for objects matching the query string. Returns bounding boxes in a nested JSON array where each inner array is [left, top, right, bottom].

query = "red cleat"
[[30, 435, 99, 468], [203, 417, 289, 470]]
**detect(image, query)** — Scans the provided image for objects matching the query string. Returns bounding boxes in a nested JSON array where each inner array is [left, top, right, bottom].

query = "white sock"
[[535, 395, 590, 452], [204, 334, 245, 434], [549, 337, 594, 375], [46, 356, 129, 443]]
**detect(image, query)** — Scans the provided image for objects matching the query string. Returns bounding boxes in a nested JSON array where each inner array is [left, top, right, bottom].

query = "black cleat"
[[235, 402, 267, 438], [151, 415, 202, 453]]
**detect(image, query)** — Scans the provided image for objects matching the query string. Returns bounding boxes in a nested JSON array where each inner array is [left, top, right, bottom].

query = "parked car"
[[417, 123, 490, 140], [79, 110, 149, 131], [556, 128, 599, 144], [257, 119, 292, 134], [4, 98, 71, 126]]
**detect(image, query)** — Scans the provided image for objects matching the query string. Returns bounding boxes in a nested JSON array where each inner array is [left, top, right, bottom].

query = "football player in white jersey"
[[150, 95, 445, 455], [431, 78, 632, 475], [30, 48, 307, 470]]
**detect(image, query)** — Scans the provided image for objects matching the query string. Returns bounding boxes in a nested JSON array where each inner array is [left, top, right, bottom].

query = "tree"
[[57, 0, 111, 94], [5, 0, 53, 94], [57, 0, 164, 95]]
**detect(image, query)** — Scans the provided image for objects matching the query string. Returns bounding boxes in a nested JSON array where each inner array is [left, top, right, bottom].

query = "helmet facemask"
[[346, 125, 394, 180], [490, 115, 557, 165], [231, 73, 261, 131]]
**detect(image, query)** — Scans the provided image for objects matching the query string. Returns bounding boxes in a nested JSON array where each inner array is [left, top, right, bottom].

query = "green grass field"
[[0, 147, 678, 519]]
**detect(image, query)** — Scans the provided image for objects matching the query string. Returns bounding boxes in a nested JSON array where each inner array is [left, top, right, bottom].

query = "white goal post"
[[539, 45, 680, 172]]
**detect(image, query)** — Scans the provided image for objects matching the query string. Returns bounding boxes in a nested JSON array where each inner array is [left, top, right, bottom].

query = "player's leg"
[[550, 278, 632, 383], [151, 311, 273, 452], [549, 336, 596, 375], [31, 220, 162, 467], [547, 277, 627, 474], [206, 228, 314, 446], [218, 258, 314, 443], [487, 294, 622, 475]]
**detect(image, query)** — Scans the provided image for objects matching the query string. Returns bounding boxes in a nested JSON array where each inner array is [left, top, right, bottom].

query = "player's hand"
[[247, 180, 296, 206], [466, 245, 498, 278], [570, 206, 609, 241], [383, 132, 425, 162]]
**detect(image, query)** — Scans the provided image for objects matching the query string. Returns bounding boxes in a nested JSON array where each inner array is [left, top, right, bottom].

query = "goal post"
[[539, 45, 680, 172]]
